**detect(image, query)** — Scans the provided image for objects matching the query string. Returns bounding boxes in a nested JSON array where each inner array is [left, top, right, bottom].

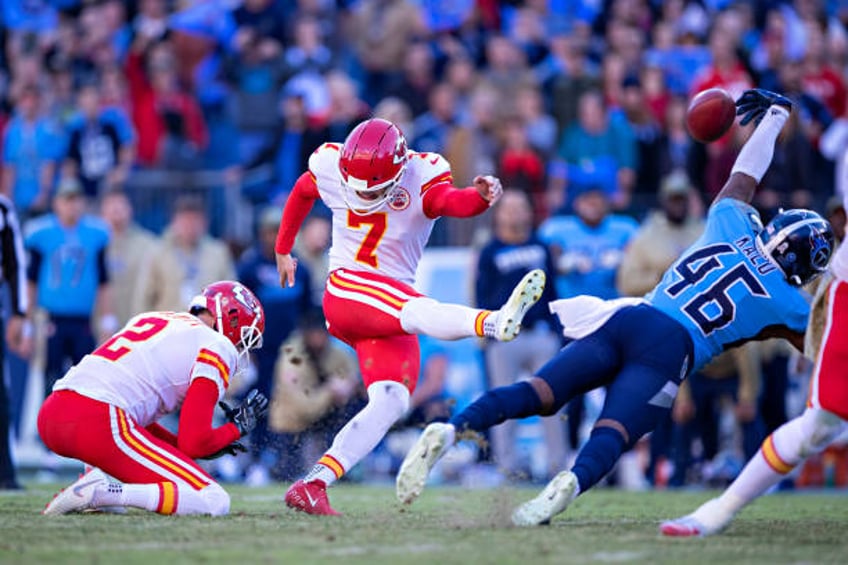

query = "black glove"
[[219, 389, 269, 436], [736, 88, 793, 127], [201, 441, 247, 460]]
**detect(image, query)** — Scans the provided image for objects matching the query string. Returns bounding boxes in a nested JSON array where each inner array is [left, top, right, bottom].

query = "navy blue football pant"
[[44, 316, 96, 396], [452, 305, 693, 492]]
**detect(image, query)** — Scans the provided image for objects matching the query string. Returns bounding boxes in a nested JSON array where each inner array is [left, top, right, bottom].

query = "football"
[[686, 88, 736, 143]]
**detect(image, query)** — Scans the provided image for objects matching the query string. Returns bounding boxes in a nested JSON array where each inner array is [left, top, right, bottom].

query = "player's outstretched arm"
[[713, 89, 793, 205], [422, 175, 502, 219], [275, 172, 320, 287]]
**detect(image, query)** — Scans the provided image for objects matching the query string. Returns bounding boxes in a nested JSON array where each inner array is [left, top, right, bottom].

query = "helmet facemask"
[[340, 162, 405, 214]]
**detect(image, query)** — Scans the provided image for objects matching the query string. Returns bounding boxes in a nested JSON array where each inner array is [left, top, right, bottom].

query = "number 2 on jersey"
[[347, 211, 387, 268], [92, 316, 169, 362]]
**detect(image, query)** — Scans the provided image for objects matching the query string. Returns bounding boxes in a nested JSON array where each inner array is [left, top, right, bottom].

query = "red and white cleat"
[[284, 480, 341, 516], [43, 468, 108, 515], [659, 498, 735, 537], [659, 517, 707, 537]]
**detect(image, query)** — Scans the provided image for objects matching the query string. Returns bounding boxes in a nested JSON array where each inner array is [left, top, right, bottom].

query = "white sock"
[[93, 481, 230, 516], [720, 407, 847, 514], [306, 381, 410, 486], [400, 297, 493, 340], [731, 105, 789, 184]]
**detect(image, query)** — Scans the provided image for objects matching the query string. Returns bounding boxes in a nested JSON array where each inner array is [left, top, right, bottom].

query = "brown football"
[[686, 88, 736, 143]]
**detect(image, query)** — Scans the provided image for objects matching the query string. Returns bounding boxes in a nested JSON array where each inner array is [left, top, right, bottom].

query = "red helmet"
[[189, 281, 265, 353], [339, 118, 408, 213]]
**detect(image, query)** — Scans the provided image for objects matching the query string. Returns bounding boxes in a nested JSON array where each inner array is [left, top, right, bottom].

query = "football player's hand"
[[200, 441, 247, 460], [473, 175, 503, 207], [219, 389, 269, 436], [736, 88, 793, 126], [275, 252, 297, 288]]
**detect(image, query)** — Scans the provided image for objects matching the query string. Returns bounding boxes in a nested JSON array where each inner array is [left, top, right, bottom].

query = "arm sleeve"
[[177, 377, 241, 459], [145, 422, 178, 447], [274, 172, 320, 254], [422, 183, 488, 219], [0, 202, 28, 315]]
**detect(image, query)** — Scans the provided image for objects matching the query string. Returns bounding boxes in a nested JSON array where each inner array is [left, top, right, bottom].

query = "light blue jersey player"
[[646, 198, 812, 373], [395, 89, 836, 527]]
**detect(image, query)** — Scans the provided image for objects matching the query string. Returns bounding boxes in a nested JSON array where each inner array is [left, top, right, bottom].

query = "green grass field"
[[1, 483, 846, 564]]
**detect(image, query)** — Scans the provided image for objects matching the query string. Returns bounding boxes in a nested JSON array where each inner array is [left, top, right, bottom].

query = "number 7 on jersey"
[[347, 211, 387, 268]]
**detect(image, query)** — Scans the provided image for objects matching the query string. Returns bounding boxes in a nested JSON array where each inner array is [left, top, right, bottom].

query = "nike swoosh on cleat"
[[72, 479, 101, 497], [305, 489, 319, 508], [420, 446, 429, 459]]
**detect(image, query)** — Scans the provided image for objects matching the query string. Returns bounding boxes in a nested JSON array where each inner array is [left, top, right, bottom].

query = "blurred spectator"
[[388, 41, 436, 118], [662, 96, 693, 174], [0, 195, 27, 490], [539, 187, 637, 300], [244, 94, 328, 205], [2, 85, 65, 217], [349, 0, 426, 106], [268, 308, 362, 481], [475, 189, 562, 480], [323, 71, 369, 142], [443, 55, 478, 126], [64, 81, 135, 199], [292, 213, 331, 305], [133, 195, 234, 313], [496, 117, 547, 225], [548, 90, 636, 212], [544, 33, 602, 133], [515, 85, 557, 158], [125, 39, 207, 168], [223, 12, 289, 164], [373, 97, 414, 141], [481, 34, 537, 107], [690, 15, 753, 100], [26, 177, 114, 395], [619, 74, 664, 213], [133, 0, 169, 45], [801, 19, 847, 119], [413, 82, 458, 155], [284, 16, 333, 79], [98, 189, 157, 328], [616, 170, 705, 298]]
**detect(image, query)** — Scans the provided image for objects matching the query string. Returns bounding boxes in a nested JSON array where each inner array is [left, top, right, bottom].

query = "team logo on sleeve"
[[389, 187, 411, 211]]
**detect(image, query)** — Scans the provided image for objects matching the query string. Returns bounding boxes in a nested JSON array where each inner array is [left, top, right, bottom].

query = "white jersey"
[[53, 312, 237, 427], [310, 143, 452, 285]]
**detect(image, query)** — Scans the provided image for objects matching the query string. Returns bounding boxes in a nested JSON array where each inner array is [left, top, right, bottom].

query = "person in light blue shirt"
[[26, 178, 112, 395], [2, 86, 66, 217], [397, 89, 835, 528], [539, 188, 638, 300]]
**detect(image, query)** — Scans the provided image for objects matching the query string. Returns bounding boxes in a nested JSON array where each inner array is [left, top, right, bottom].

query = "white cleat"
[[396, 423, 455, 505], [43, 468, 108, 516], [495, 269, 546, 342], [659, 498, 735, 537], [512, 470, 578, 526]]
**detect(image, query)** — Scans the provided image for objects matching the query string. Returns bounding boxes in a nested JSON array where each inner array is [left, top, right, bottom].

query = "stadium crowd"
[[2, 0, 848, 492]]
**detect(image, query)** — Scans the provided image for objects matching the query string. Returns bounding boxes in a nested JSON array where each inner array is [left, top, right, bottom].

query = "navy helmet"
[[757, 209, 834, 286]]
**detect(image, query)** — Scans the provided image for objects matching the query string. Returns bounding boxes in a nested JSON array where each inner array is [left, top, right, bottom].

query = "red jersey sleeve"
[[422, 183, 489, 219], [275, 172, 320, 254], [177, 378, 241, 459]]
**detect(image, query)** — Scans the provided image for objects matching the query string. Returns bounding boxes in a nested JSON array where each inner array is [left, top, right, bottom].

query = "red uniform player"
[[275, 118, 545, 515], [40, 281, 268, 516]]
